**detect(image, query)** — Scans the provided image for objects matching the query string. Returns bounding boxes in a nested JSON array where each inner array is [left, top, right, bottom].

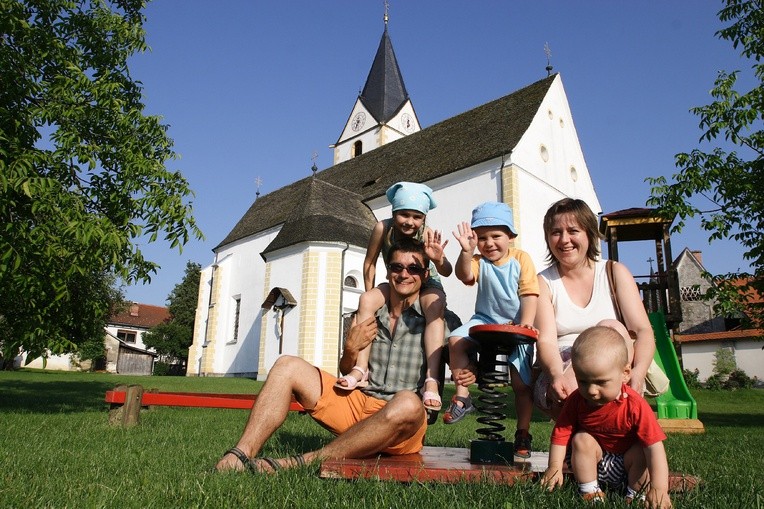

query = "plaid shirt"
[[362, 299, 426, 401]]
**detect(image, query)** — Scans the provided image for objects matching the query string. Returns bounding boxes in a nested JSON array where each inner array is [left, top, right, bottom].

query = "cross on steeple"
[[544, 42, 553, 76], [255, 176, 263, 199]]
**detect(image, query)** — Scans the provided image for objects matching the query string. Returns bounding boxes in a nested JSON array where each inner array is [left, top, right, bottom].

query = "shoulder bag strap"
[[605, 259, 623, 323]]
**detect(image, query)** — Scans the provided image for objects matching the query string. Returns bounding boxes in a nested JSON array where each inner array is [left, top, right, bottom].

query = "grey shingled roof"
[[216, 74, 556, 252], [260, 178, 376, 257], [359, 27, 409, 123]]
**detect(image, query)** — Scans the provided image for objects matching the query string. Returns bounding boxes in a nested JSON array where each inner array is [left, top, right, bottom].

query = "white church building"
[[187, 23, 601, 379]]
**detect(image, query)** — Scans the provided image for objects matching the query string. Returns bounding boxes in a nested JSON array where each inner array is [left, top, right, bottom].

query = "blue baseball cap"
[[386, 182, 437, 214], [470, 201, 517, 235]]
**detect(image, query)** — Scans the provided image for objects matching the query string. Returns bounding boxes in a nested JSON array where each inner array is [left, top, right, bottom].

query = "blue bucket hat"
[[386, 182, 437, 215], [470, 201, 517, 236]]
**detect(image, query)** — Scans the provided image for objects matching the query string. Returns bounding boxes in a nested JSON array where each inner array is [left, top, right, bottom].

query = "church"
[[187, 20, 601, 379]]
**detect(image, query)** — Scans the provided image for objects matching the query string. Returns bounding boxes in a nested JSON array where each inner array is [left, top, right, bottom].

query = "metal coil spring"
[[475, 356, 510, 441]]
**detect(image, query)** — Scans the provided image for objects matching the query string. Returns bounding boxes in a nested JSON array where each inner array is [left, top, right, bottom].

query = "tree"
[[647, 0, 764, 324], [143, 261, 201, 364], [0, 0, 203, 362]]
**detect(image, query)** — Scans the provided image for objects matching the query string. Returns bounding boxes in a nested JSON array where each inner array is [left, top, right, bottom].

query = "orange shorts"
[[307, 368, 427, 455]]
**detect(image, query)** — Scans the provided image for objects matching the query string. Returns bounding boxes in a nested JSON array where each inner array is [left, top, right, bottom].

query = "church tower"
[[332, 12, 420, 165]]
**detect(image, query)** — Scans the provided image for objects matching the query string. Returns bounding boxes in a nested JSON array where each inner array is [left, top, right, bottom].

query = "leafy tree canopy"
[[0, 0, 203, 361], [143, 261, 201, 361], [647, 0, 764, 324]]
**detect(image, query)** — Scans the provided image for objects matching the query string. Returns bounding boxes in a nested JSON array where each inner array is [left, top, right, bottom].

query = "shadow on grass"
[[697, 411, 764, 428], [0, 378, 122, 413]]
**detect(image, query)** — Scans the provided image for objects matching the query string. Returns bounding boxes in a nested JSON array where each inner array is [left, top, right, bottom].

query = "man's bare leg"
[[215, 355, 322, 471], [303, 390, 425, 463]]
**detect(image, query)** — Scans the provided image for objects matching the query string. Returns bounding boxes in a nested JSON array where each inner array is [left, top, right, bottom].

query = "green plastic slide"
[[649, 311, 698, 419]]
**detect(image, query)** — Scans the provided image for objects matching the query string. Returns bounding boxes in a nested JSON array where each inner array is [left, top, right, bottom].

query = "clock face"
[[351, 112, 366, 132], [401, 113, 415, 133]]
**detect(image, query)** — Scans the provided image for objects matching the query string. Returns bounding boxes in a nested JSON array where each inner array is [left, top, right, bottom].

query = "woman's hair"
[[542, 198, 603, 264]]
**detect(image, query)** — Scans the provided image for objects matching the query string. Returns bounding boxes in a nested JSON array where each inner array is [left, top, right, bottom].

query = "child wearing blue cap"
[[336, 182, 453, 412], [444, 201, 539, 458]]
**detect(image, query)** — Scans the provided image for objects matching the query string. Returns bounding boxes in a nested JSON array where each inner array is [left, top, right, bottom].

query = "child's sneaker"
[[581, 490, 606, 503], [513, 429, 532, 458]]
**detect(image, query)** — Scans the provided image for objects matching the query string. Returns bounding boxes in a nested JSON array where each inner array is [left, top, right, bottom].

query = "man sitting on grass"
[[216, 238, 434, 473]]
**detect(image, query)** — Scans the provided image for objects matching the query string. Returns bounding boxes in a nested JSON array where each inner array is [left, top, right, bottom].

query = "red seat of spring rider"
[[468, 323, 538, 348]]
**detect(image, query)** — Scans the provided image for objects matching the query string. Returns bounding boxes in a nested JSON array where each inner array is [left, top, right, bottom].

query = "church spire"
[[358, 20, 408, 123]]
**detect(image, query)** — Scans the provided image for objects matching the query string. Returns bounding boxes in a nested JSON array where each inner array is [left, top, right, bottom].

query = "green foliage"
[[726, 368, 755, 389], [646, 0, 764, 321], [682, 368, 703, 389], [0, 0, 203, 359], [712, 347, 737, 376], [705, 369, 754, 390], [143, 261, 201, 362]]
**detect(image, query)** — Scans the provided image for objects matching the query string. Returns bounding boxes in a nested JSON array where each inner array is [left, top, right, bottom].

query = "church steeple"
[[333, 14, 420, 165], [358, 26, 408, 124]]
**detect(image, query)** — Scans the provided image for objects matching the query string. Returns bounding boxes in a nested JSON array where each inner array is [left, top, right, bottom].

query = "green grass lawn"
[[1, 370, 762, 508]]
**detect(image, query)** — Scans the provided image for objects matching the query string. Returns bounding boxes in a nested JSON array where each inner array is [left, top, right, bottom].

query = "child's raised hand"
[[453, 222, 477, 252], [424, 229, 448, 264]]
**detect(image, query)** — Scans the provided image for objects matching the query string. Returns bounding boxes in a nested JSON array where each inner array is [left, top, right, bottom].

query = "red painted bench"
[[105, 389, 305, 411]]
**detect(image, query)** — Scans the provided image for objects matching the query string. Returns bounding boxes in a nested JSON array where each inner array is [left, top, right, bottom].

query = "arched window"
[[344, 275, 358, 288], [353, 140, 363, 157]]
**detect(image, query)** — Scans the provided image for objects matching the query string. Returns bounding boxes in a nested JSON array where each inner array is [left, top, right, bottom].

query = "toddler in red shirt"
[[542, 325, 671, 508]]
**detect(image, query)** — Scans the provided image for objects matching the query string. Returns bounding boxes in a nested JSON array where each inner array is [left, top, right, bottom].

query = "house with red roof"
[[20, 302, 169, 375]]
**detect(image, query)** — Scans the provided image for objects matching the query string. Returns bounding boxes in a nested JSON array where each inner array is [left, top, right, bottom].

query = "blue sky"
[[125, 1, 755, 306]]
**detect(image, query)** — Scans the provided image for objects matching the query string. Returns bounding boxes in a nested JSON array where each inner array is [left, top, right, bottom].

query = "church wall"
[[187, 264, 211, 376], [190, 228, 279, 377], [259, 246, 304, 372], [509, 75, 602, 271]]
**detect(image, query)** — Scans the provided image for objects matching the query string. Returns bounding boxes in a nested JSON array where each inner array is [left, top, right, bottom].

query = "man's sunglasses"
[[387, 263, 427, 276]]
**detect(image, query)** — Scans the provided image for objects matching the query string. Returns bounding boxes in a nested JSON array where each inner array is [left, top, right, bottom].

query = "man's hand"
[[344, 316, 378, 356]]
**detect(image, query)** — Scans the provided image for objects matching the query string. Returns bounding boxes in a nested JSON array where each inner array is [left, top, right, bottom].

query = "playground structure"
[[600, 208, 704, 433]]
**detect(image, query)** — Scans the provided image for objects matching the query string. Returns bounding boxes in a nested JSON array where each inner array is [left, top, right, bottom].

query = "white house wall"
[[681, 340, 764, 381]]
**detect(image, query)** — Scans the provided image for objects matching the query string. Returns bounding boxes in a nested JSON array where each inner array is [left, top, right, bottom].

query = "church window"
[[231, 296, 242, 342], [569, 166, 578, 182], [353, 140, 363, 157], [344, 275, 358, 288], [680, 286, 702, 302], [540, 144, 549, 162]]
